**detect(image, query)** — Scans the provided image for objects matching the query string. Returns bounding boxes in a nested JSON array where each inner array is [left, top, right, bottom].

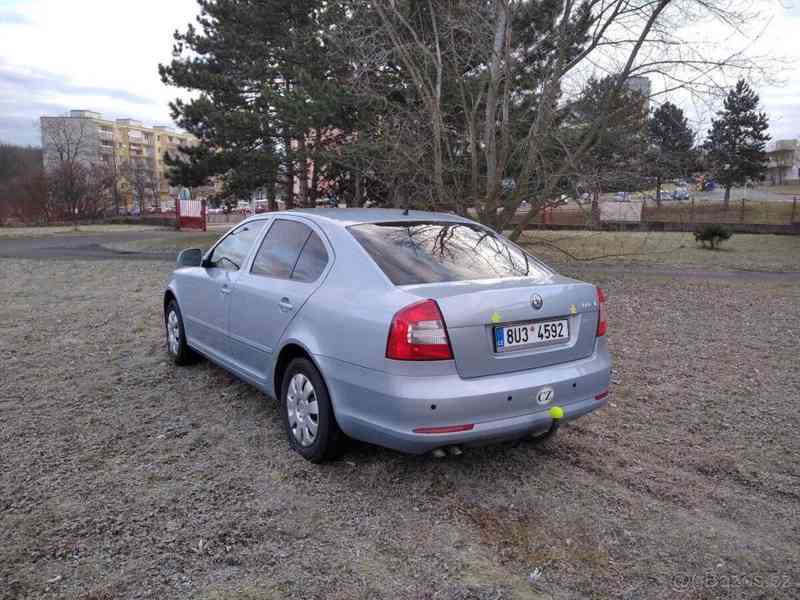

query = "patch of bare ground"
[[1, 259, 798, 599]]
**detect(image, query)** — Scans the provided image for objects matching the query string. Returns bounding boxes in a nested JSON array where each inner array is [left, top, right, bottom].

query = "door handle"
[[220, 285, 231, 295], [279, 297, 293, 312]]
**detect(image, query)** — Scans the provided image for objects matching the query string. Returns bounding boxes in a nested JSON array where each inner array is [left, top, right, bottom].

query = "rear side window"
[[251, 219, 311, 279], [207, 221, 266, 271], [349, 221, 546, 285], [292, 232, 329, 282]]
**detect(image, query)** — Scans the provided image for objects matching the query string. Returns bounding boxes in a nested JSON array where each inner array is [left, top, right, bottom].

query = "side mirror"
[[177, 248, 203, 268]]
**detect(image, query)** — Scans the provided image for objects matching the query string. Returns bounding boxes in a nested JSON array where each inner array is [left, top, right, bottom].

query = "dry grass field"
[[1, 247, 799, 599], [0, 224, 168, 239], [106, 229, 800, 275], [520, 231, 800, 272]]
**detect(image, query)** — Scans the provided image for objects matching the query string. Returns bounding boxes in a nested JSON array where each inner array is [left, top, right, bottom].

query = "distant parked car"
[[163, 209, 611, 462], [315, 197, 338, 208], [672, 186, 690, 201]]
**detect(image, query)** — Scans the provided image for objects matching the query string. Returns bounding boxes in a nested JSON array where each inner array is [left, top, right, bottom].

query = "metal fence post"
[[793, 197, 798, 224], [740, 198, 745, 223]]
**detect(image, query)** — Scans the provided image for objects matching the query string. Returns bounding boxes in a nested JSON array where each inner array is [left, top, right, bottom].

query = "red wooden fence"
[[176, 199, 206, 231]]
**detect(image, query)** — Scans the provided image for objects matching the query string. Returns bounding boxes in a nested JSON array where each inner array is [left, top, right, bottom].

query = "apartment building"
[[766, 139, 800, 185], [40, 109, 197, 209]]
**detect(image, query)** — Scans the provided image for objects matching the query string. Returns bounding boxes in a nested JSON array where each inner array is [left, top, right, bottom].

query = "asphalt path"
[[0, 230, 175, 261], [2, 229, 799, 282]]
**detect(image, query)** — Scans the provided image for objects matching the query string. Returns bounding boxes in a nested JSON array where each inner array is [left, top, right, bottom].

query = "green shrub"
[[694, 224, 732, 249]]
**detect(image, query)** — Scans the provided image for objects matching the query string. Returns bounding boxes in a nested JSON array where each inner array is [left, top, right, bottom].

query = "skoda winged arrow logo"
[[531, 293, 543, 310]]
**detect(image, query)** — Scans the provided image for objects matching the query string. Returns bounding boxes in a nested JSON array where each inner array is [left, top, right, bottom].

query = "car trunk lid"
[[403, 277, 599, 378]]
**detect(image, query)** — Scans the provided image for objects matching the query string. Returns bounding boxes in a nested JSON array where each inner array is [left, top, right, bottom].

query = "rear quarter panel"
[[279, 221, 419, 372]]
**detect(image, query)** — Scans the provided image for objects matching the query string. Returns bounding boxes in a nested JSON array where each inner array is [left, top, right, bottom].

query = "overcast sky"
[[1, 0, 799, 147]]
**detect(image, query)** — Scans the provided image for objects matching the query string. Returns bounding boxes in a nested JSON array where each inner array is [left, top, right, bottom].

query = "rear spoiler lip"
[[397, 273, 575, 291]]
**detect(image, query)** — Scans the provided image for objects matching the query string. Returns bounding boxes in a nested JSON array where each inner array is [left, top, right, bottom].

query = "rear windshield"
[[349, 221, 548, 285]]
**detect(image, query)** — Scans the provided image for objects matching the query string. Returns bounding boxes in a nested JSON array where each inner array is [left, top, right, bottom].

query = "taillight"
[[596, 287, 607, 336], [386, 299, 453, 361]]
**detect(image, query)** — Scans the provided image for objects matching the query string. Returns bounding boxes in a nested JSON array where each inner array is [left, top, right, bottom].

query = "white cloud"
[[0, 0, 798, 146], [0, 0, 199, 144], [640, 0, 800, 141]]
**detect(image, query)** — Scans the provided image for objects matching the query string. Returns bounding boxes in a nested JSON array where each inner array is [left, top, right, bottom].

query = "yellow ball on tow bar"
[[548, 406, 564, 420]]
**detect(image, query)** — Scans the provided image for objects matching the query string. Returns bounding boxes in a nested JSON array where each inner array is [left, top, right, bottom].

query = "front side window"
[[349, 221, 547, 285], [207, 221, 266, 271], [251, 219, 312, 279]]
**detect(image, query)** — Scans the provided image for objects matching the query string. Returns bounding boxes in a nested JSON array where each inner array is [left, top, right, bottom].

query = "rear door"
[[348, 220, 599, 378], [228, 218, 331, 384]]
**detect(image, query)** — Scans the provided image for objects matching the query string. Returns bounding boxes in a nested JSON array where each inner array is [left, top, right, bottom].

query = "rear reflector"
[[596, 287, 607, 337], [413, 424, 474, 434], [595, 389, 610, 401], [386, 299, 453, 361]]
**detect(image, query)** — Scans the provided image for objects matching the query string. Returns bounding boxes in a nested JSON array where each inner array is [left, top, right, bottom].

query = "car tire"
[[281, 357, 345, 463], [165, 299, 200, 366]]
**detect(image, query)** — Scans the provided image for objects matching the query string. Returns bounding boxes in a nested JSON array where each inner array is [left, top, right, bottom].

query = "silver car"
[[164, 209, 611, 462]]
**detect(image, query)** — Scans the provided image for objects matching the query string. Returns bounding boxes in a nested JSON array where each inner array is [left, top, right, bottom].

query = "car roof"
[[285, 208, 474, 227]]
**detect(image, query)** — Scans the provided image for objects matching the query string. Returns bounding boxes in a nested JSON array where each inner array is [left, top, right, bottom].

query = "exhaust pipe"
[[430, 446, 464, 458]]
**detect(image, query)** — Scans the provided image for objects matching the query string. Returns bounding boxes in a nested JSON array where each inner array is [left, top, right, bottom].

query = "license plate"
[[494, 319, 569, 352]]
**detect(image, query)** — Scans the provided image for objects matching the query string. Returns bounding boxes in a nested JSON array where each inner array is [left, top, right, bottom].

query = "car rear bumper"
[[316, 338, 611, 454]]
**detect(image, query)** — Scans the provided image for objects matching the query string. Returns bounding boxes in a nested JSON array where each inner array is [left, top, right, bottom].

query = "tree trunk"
[[591, 189, 600, 227], [482, 0, 509, 219], [353, 172, 362, 207], [308, 129, 322, 207], [428, 0, 446, 210], [296, 136, 309, 207], [655, 175, 662, 207], [283, 133, 295, 210], [267, 176, 277, 212]]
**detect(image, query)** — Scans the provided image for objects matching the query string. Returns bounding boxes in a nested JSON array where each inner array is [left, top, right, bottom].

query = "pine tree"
[[648, 102, 694, 206], [568, 76, 650, 219], [704, 80, 770, 207], [159, 0, 350, 208]]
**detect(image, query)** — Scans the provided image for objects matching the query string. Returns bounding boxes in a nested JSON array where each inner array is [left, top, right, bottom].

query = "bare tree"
[[106, 153, 126, 215], [331, 0, 774, 239], [84, 163, 115, 217], [40, 117, 96, 227], [147, 166, 163, 210], [123, 159, 157, 216], [0, 143, 49, 224]]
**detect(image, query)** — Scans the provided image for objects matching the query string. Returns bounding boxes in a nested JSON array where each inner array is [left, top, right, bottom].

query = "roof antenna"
[[402, 206, 410, 216]]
